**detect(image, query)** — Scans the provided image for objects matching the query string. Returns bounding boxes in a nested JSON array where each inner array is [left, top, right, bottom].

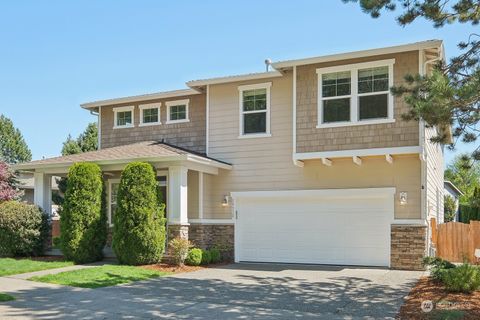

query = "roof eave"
[[186, 71, 283, 88]]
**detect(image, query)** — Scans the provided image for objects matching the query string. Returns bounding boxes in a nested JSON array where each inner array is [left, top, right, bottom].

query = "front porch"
[[14, 141, 234, 256]]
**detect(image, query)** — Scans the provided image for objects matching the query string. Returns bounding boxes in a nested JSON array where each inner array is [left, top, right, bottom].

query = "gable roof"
[[444, 180, 464, 197]]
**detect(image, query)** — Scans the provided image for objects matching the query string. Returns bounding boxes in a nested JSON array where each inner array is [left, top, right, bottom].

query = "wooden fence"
[[431, 218, 480, 263]]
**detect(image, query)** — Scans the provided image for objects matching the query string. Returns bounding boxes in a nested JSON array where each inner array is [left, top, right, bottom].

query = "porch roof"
[[14, 141, 232, 172]]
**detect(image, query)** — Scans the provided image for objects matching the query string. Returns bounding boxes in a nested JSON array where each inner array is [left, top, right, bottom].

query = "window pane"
[[143, 108, 158, 123], [358, 66, 388, 94], [110, 182, 119, 224], [359, 94, 388, 120], [170, 105, 186, 121], [322, 71, 351, 97], [243, 89, 267, 111], [117, 111, 132, 126], [323, 98, 350, 123], [244, 112, 266, 134]]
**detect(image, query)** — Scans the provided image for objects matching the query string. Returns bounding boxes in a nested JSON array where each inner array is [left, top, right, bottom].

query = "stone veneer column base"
[[167, 224, 189, 241], [189, 224, 234, 261], [391, 225, 427, 270]]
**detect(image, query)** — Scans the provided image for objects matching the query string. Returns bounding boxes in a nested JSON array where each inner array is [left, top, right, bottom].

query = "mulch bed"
[[398, 277, 480, 320], [140, 262, 229, 274]]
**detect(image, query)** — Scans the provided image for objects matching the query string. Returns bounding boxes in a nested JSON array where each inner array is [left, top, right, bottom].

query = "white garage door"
[[233, 188, 394, 267]]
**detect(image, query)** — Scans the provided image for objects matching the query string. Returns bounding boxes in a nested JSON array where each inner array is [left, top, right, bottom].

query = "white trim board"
[[294, 146, 422, 161], [188, 219, 234, 225]]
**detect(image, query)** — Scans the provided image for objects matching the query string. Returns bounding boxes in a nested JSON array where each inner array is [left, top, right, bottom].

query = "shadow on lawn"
[[0, 265, 418, 319]]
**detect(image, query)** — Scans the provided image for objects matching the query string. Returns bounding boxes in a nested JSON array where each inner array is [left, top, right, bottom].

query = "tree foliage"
[[444, 195, 457, 222], [0, 115, 32, 164], [444, 154, 480, 203], [0, 161, 22, 202], [60, 162, 107, 263], [113, 162, 166, 265], [61, 122, 98, 156], [345, 0, 480, 157]]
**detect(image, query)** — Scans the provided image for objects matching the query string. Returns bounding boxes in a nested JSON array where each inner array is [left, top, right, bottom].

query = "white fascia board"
[[231, 187, 396, 200], [293, 146, 422, 161], [272, 40, 443, 69], [188, 219, 234, 225], [187, 71, 283, 87], [81, 89, 201, 110], [392, 219, 428, 226]]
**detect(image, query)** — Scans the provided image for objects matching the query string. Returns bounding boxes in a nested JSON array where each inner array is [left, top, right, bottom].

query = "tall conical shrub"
[[113, 162, 166, 265], [60, 162, 106, 263]]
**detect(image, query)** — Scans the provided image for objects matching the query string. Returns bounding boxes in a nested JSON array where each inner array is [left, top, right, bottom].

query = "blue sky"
[[0, 1, 476, 164]]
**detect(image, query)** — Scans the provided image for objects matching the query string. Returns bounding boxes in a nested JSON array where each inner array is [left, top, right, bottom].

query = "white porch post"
[[34, 172, 52, 216], [168, 166, 189, 225]]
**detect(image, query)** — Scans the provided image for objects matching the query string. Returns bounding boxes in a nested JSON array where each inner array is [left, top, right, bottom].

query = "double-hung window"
[[166, 99, 189, 124], [238, 82, 271, 138], [113, 106, 134, 129], [139, 103, 161, 126], [317, 59, 395, 128]]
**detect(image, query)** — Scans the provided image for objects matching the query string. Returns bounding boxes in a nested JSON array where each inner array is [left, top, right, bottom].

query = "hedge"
[[112, 162, 166, 265], [60, 162, 107, 263], [0, 201, 48, 257], [459, 205, 480, 223]]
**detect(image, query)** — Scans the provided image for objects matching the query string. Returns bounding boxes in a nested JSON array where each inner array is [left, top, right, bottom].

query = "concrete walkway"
[[0, 263, 425, 319]]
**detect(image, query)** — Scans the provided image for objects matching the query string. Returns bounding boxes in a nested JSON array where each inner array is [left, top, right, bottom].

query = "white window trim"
[[113, 106, 135, 129], [238, 82, 272, 139], [316, 59, 395, 129], [139, 103, 161, 126], [166, 99, 190, 124], [108, 179, 120, 227]]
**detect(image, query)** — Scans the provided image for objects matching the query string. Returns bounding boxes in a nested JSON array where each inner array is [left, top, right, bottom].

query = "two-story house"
[[16, 39, 447, 270]]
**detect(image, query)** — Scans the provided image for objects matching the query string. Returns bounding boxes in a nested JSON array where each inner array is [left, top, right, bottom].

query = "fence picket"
[[434, 220, 480, 263]]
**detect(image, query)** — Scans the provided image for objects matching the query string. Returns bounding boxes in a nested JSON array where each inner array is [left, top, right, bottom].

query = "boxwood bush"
[[185, 248, 202, 266], [201, 249, 212, 265], [113, 162, 166, 265], [210, 248, 221, 263], [0, 201, 48, 257], [60, 162, 107, 263]]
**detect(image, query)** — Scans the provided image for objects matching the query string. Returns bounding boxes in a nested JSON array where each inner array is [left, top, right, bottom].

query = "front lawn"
[[0, 258, 74, 277], [30, 265, 171, 288], [0, 293, 15, 302]]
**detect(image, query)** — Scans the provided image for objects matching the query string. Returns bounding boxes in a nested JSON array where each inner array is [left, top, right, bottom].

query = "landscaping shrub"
[[201, 249, 212, 265], [441, 263, 480, 293], [210, 248, 221, 263], [52, 237, 61, 249], [185, 248, 202, 266], [423, 257, 456, 281], [0, 201, 48, 257], [169, 238, 192, 266], [113, 162, 166, 265], [60, 162, 107, 263]]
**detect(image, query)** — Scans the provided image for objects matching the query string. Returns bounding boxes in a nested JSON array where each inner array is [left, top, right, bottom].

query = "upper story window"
[[113, 106, 134, 129], [238, 82, 271, 138], [317, 59, 395, 128], [166, 99, 189, 124], [139, 103, 161, 126]]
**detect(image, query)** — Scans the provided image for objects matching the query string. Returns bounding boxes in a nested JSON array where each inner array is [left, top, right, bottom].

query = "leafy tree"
[[345, 1, 480, 156], [113, 162, 166, 265], [444, 195, 457, 222], [61, 123, 98, 156], [61, 135, 82, 156], [444, 154, 480, 203], [0, 161, 22, 202], [60, 162, 107, 263], [0, 115, 32, 164]]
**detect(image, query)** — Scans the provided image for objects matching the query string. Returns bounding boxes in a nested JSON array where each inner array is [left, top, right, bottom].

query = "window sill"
[[166, 119, 190, 124], [316, 118, 395, 129], [113, 125, 134, 129], [237, 133, 272, 139], [139, 122, 161, 127]]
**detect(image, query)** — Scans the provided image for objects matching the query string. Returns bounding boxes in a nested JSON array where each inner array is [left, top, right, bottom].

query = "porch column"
[[168, 166, 189, 239], [34, 172, 52, 216]]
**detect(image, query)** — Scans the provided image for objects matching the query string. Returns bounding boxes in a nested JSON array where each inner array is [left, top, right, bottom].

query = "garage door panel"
[[236, 191, 393, 267]]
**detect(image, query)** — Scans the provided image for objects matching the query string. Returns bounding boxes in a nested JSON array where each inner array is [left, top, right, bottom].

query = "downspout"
[[292, 66, 304, 167]]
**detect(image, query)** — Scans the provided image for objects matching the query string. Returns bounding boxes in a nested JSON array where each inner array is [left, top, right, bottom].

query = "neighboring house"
[[444, 180, 463, 222], [16, 172, 59, 215], [15, 39, 447, 270]]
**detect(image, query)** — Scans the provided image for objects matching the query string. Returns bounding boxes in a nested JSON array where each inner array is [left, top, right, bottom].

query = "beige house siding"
[[100, 94, 206, 153], [206, 73, 421, 220], [425, 126, 444, 222], [296, 50, 420, 153]]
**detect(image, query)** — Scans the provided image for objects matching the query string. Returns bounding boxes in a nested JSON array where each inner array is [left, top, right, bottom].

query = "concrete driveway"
[[0, 263, 424, 319]]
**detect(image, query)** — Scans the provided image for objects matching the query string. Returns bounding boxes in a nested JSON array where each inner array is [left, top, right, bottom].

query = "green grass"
[[30, 265, 171, 288], [0, 258, 74, 277], [429, 310, 465, 320], [0, 293, 15, 302]]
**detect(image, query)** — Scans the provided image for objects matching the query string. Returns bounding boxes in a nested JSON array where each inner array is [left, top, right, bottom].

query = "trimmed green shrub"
[[52, 237, 61, 249], [201, 249, 212, 265], [423, 257, 456, 281], [60, 162, 107, 263], [441, 263, 480, 293], [210, 248, 221, 263], [185, 248, 203, 266], [113, 162, 166, 265], [169, 238, 192, 266], [0, 201, 48, 257]]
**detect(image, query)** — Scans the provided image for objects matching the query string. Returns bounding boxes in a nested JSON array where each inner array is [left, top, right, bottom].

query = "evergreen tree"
[[0, 115, 32, 164]]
